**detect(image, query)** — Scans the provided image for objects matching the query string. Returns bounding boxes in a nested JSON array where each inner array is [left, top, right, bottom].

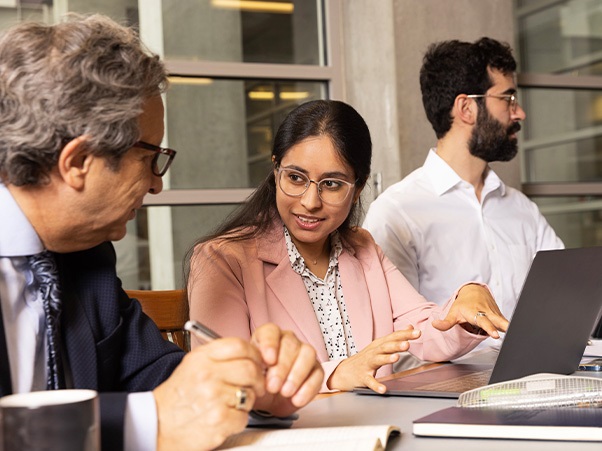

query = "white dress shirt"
[[0, 183, 46, 392], [363, 149, 564, 347], [0, 183, 155, 450]]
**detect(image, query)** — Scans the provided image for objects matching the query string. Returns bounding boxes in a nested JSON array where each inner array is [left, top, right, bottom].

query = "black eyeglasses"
[[133, 141, 177, 177]]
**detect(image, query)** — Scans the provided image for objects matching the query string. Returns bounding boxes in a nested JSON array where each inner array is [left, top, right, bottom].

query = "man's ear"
[[57, 136, 93, 190], [453, 94, 478, 126]]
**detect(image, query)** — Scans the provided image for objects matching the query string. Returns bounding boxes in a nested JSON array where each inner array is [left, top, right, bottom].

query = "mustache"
[[507, 122, 521, 135]]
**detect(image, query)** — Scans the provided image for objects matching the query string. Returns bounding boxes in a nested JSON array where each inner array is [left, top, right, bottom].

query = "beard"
[[468, 107, 521, 163]]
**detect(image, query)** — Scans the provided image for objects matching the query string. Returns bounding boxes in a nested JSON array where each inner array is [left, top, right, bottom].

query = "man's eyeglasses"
[[276, 167, 356, 206], [134, 141, 177, 177], [466, 93, 519, 113]]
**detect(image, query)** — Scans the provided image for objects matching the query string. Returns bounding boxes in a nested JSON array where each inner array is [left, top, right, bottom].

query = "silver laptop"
[[354, 246, 602, 398]]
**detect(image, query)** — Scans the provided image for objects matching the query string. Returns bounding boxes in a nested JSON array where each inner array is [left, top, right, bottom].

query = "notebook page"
[[217, 424, 400, 450]]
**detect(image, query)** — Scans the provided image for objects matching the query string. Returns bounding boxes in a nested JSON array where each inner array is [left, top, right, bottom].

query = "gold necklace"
[[304, 254, 319, 265], [300, 244, 328, 266]]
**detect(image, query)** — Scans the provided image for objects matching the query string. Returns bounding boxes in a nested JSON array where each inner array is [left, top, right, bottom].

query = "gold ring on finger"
[[234, 387, 249, 411]]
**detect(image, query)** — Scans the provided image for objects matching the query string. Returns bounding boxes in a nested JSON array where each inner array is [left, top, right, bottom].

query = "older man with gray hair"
[[0, 14, 322, 451]]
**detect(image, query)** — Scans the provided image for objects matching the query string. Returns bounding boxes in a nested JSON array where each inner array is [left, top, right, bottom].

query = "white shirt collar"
[[482, 166, 506, 197], [0, 183, 44, 257], [423, 148, 506, 197]]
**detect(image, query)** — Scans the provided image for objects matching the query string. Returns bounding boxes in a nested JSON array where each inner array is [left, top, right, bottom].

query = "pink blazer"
[[188, 223, 485, 391]]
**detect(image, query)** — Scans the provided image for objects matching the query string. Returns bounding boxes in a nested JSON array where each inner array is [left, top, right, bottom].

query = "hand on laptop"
[[326, 327, 421, 393], [431, 283, 509, 338]]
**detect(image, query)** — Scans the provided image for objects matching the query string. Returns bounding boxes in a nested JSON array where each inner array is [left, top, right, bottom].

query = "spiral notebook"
[[355, 246, 602, 398]]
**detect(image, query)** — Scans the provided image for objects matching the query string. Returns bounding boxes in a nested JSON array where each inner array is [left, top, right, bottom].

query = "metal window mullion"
[[522, 183, 602, 197], [522, 124, 602, 151], [165, 59, 336, 81], [518, 73, 602, 90], [324, 0, 344, 100], [142, 188, 256, 206], [538, 198, 602, 216], [514, 0, 571, 18]]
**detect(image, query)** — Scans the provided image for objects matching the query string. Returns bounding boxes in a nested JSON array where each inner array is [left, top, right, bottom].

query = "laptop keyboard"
[[414, 369, 493, 393]]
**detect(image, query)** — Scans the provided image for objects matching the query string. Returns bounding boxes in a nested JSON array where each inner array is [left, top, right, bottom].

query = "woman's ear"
[[352, 185, 364, 204], [57, 136, 93, 190]]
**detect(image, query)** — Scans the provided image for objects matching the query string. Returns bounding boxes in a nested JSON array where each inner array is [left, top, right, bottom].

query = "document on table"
[[216, 424, 400, 450]]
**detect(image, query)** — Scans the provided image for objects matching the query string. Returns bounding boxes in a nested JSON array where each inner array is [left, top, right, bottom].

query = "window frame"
[[518, 70, 602, 198], [142, 0, 344, 207]]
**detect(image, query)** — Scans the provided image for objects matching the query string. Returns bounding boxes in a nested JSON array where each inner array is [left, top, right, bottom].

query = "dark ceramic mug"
[[0, 389, 99, 451]]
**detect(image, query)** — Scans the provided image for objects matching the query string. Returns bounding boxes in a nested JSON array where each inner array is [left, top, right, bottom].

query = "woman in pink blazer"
[[187, 100, 508, 393]]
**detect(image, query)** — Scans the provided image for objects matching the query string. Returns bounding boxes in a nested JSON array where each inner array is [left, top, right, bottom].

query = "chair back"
[[125, 289, 190, 352]]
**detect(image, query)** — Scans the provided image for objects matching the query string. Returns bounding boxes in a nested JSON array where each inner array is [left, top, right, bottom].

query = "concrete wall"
[[341, 0, 520, 200]]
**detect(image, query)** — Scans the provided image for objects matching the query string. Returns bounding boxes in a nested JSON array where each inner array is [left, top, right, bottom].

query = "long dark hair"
[[185, 99, 372, 282], [216, 99, 369, 239]]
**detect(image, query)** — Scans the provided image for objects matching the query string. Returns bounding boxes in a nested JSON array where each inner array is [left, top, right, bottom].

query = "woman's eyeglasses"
[[276, 167, 356, 206]]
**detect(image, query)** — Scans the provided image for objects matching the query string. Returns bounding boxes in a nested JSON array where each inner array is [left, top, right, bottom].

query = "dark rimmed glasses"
[[466, 93, 519, 113], [134, 140, 177, 177], [276, 167, 356, 206]]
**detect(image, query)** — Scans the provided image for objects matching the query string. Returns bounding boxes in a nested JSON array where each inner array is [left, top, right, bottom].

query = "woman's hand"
[[251, 323, 324, 417], [326, 327, 421, 393], [432, 284, 509, 337]]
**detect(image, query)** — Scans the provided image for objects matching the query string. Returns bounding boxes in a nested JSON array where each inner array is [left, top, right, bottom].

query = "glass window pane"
[[532, 196, 602, 248], [3, 2, 324, 66], [114, 205, 239, 290], [517, 0, 602, 75], [521, 87, 602, 183], [162, 0, 324, 65], [165, 78, 327, 189]]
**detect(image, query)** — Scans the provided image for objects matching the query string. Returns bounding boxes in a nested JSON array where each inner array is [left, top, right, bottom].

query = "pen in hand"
[[186, 321, 278, 385], [184, 320, 222, 344], [186, 320, 271, 377]]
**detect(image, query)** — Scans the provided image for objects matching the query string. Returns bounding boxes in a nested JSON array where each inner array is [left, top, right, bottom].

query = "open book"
[[216, 424, 400, 450]]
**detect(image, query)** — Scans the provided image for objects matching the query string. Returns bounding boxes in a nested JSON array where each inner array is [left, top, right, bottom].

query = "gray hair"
[[0, 14, 168, 186]]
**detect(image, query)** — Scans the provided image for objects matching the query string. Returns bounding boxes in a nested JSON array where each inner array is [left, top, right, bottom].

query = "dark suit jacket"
[[54, 242, 184, 450]]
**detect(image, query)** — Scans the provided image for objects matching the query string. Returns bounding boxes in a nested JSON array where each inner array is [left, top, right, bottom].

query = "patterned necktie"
[[27, 250, 65, 390], [0, 299, 12, 396]]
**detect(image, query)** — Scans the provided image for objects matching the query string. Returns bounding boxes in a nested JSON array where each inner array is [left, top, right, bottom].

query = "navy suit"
[[43, 242, 183, 449]]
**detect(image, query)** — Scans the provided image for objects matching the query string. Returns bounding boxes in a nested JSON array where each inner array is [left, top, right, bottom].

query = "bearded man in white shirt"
[[363, 37, 564, 350]]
